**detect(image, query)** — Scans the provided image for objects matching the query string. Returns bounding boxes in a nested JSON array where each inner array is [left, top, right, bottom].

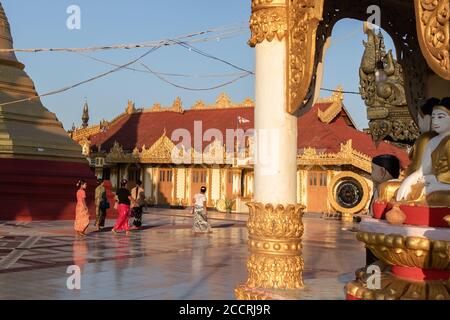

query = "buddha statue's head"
[[371, 154, 401, 184], [418, 98, 439, 133], [431, 97, 450, 135]]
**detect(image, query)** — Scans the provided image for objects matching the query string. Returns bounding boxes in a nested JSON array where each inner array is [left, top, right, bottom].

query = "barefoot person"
[[74, 180, 90, 237], [192, 186, 211, 233], [131, 180, 145, 228], [94, 178, 108, 231], [112, 179, 132, 235]]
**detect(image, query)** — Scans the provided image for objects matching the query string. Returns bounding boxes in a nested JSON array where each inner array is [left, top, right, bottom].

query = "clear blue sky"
[[4, 0, 396, 130]]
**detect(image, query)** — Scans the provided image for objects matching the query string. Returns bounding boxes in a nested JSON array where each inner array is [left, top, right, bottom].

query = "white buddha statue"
[[396, 98, 450, 206]]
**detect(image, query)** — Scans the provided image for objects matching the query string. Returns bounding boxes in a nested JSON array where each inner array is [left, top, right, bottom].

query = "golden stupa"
[[0, 3, 85, 161], [0, 2, 95, 220]]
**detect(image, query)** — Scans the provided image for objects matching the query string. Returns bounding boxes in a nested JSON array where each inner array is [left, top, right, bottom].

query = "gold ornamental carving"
[[346, 266, 450, 300], [248, 0, 288, 47], [249, 0, 324, 114], [316, 85, 344, 123], [286, 0, 324, 114], [191, 93, 253, 110], [414, 0, 450, 80], [359, 25, 419, 144], [238, 202, 305, 294], [140, 132, 176, 163], [298, 139, 373, 173], [357, 232, 450, 270], [106, 141, 139, 163]]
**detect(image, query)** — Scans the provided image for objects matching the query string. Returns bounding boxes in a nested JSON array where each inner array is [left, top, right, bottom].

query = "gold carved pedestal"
[[235, 202, 305, 300], [346, 232, 450, 300]]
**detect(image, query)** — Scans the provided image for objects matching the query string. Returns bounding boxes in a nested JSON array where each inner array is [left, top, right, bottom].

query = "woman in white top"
[[192, 186, 211, 233]]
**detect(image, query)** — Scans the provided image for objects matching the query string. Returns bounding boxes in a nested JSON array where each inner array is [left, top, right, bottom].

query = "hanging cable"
[[76, 52, 250, 79], [172, 39, 254, 75], [0, 23, 247, 53], [320, 87, 360, 95], [140, 63, 251, 91], [0, 46, 162, 107]]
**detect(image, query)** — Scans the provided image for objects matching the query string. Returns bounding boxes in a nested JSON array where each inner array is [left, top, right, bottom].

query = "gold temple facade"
[[70, 91, 408, 217]]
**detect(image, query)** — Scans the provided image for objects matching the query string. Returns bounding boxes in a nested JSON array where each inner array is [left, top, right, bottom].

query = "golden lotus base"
[[242, 202, 305, 291], [235, 285, 273, 300], [234, 284, 307, 300], [346, 267, 450, 300]]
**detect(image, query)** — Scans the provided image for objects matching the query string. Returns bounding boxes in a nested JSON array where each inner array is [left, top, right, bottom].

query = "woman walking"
[[112, 179, 132, 235], [94, 178, 109, 231], [74, 180, 90, 237], [130, 180, 145, 228], [192, 186, 211, 234]]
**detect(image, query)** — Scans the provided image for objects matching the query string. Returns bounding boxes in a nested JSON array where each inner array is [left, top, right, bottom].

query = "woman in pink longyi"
[[74, 180, 90, 237]]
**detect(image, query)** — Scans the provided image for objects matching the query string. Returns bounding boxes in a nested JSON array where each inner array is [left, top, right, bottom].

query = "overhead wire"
[[0, 23, 248, 53], [140, 63, 251, 91], [0, 45, 162, 107]]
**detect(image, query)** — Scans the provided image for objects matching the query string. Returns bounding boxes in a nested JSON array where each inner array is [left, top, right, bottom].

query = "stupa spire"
[[82, 100, 89, 128], [0, 2, 23, 69]]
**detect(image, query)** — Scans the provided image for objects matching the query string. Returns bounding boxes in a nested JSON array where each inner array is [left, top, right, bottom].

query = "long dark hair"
[[372, 154, 400, 179], [76, 179, 86, 190], [419, 97, 440, 116], [437, 97, 450, 112]]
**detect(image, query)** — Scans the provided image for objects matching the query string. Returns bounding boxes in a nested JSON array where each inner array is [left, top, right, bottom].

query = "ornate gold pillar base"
[[346, 266, 450, 300], [235, 202, 305, 300], [346, 232, 450, 300]]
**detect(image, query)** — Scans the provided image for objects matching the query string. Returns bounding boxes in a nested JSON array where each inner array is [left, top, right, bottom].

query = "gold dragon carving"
[[414, 0, 450, 80], [249, 0, 324, 114], [359, 25, 419, 144]]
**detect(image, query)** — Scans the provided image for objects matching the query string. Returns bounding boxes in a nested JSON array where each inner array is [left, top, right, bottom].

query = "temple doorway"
[[306, 170, 328, 213], [157, 168, 173, 205], [127, 164, 141, 189], [191, 168, 207, 205]]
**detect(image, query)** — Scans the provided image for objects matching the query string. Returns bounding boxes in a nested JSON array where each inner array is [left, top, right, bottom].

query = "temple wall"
[[144, 166, 154, 200], [210, 168, 221, 206]]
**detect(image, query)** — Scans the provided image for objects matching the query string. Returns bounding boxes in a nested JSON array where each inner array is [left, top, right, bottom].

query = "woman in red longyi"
[[112, 179, 133, 235]]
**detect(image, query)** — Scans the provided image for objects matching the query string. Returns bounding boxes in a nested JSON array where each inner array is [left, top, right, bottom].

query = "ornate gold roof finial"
[[0, 2, 23, 69], [126, 100, 136, 114], [216, 93, 233, 108], [192, 100, 206, 110], [171, 97, 183, 112], [242, 97, 254, 107], [317, 85, 344, 124], [82, 99, 89, 128]]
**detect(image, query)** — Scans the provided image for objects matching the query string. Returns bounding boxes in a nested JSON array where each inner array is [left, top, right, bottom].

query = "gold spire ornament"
[[82, 101, 89, 128], [0, 3, 85, 162]]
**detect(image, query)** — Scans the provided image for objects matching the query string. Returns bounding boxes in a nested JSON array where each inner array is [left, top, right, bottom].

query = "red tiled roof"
[[90, 107, 254, 152], [297, 103, 409, 168], [90, 103, 409, 168]]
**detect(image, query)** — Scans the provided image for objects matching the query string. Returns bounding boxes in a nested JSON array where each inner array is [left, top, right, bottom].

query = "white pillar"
[[254, 40, 297, 206]]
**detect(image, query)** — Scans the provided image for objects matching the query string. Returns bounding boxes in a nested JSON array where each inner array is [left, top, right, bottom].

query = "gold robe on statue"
[[426, 135, 450, 207]]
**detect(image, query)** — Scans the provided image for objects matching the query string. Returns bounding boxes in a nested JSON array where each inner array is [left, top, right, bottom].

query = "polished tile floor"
[[0, 209, 365, 300]]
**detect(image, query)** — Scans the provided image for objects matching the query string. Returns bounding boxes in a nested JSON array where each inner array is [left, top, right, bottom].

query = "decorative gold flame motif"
[[414, 0, 450, 80]]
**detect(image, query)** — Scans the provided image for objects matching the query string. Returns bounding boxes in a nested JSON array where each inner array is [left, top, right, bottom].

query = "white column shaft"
[[254, 40, 297, 205]]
